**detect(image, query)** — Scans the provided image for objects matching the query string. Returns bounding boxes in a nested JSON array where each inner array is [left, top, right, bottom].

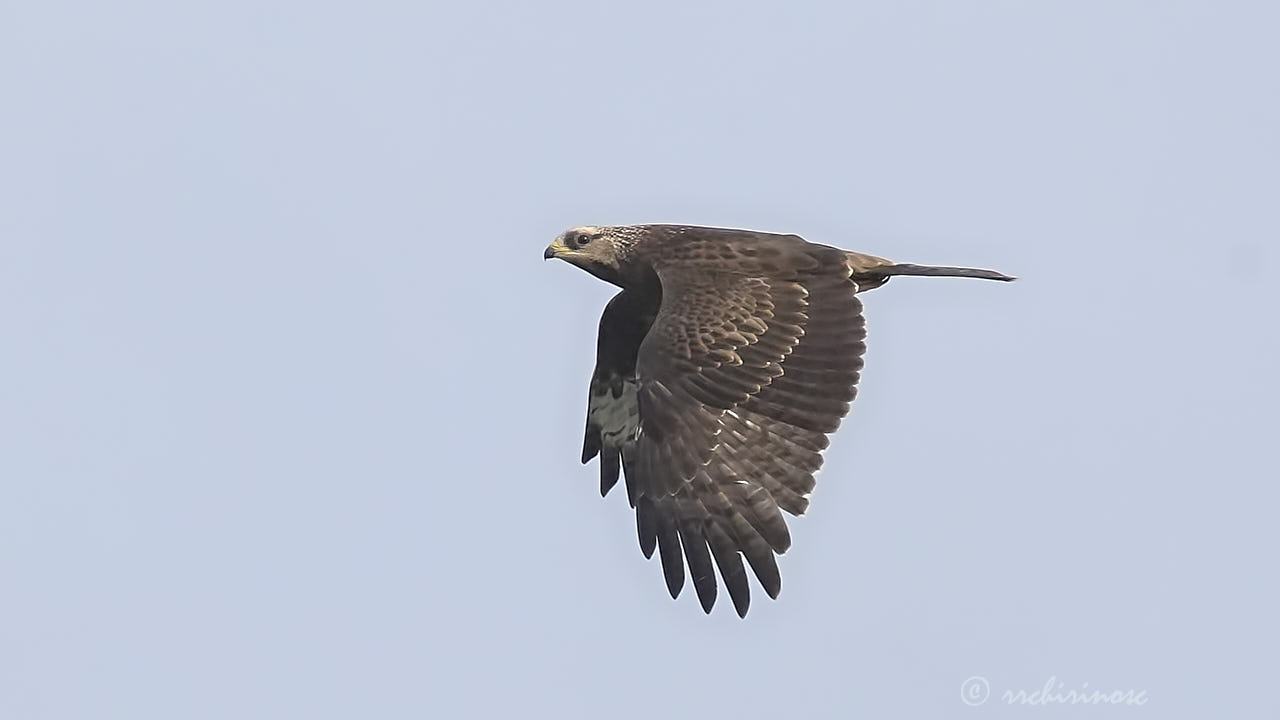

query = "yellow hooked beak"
[[544, 240, 571, 260]]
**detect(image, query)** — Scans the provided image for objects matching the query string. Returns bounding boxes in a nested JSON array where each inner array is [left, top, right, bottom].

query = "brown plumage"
[[546, 224, 1013, 616]]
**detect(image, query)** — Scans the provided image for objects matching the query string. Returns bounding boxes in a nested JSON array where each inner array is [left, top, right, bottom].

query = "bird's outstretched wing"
[[581, 290, 656, 498], [583, 229, 867, 616]]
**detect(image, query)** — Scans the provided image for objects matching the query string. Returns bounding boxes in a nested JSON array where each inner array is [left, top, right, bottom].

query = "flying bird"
[[545, 224, 1013, 616]]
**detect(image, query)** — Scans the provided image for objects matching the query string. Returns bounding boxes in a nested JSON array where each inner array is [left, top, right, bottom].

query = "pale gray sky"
[[2, 1, 1277, 718]]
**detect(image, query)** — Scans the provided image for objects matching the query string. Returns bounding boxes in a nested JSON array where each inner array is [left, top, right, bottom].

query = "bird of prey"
[[545, 224, 1013, 616]]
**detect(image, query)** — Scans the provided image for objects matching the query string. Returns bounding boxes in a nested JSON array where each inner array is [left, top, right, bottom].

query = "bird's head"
[[544, 226, 635, 286]]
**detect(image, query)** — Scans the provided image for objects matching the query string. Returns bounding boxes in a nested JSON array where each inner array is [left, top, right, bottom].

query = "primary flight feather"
[[545, 224, 1013, 617]]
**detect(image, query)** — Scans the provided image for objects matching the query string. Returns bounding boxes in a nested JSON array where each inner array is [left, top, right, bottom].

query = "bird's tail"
[[878, 263, 1016, 282], [844, 250, 1016, 286]]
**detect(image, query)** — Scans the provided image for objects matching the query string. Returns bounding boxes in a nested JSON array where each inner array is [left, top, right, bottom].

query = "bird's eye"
[[577, 233, 592, 246]]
